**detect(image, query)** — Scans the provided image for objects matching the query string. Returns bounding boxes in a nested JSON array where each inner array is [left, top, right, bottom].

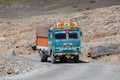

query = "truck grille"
[[63, 45, 73, 50]]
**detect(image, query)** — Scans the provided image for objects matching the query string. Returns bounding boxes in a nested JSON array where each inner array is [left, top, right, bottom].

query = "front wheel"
[[40, 52, 47, 62], [74, 55, 79, 63]]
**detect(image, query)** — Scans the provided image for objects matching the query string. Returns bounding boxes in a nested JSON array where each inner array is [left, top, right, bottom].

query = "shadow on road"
[[79, 60, 89, 63], [45, 60, 89, 64]]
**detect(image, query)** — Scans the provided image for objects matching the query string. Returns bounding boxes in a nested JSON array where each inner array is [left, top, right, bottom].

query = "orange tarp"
[[36, 37, 48, 47]]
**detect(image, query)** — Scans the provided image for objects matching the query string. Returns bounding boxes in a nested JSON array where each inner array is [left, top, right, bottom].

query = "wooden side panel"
[[36, 37, 48, 47]]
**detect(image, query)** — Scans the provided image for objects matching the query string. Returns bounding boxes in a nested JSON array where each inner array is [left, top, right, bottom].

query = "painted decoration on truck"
[[56, 22, 77, 30]]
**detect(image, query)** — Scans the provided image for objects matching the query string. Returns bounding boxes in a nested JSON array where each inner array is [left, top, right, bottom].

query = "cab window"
[[55, 33, 66, 39], [69, 33, 78, 39]]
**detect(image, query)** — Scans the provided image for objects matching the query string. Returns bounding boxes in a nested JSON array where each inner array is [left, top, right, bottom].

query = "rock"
[[14, 69, 19, 75], [7, 68, 14, 74], [89, 0, 97, 3], [89, 46, 109, 57], [12, 50, 17, 56], [107, 44, 120, 49]]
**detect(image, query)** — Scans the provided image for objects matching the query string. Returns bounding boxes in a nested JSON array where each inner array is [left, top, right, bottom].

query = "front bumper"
[[54, 52, 80, 59]]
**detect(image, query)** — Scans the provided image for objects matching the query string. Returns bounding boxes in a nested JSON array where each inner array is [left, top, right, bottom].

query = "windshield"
[[55, 33, 66, 39], [69, 33, 78, 39]]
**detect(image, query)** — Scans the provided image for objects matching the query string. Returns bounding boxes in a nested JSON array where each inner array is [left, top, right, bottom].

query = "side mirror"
[[80, 32, 82, 36]]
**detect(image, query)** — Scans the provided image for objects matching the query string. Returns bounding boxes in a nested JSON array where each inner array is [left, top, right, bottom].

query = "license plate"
[[66, 53, 71, 59]]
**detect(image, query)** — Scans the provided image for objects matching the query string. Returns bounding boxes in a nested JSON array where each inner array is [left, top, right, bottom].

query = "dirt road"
[[4, 56, 120, 80]]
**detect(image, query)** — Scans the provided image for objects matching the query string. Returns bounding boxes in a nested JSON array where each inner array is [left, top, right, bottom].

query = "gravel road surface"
[[4, 56, 120, 80]]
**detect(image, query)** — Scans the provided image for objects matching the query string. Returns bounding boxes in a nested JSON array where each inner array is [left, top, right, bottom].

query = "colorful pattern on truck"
[[48, 22, 82, 63]]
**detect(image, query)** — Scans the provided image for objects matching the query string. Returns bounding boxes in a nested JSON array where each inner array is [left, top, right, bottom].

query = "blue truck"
[[36, 22, 82, 63]]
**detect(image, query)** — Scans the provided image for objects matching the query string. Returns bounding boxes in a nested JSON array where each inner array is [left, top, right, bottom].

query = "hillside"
[[0, 0, 120, 19], [0, 5, 119, 63]]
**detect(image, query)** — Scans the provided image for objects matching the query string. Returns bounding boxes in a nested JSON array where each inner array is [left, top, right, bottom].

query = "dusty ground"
[[0, 56, 48, 76], [0, 0, 120, 79]]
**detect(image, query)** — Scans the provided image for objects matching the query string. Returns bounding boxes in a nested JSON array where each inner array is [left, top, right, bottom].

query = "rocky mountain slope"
[[0, 0, 120, 19]]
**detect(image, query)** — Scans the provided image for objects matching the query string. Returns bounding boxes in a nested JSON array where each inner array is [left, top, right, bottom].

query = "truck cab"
[[48, 22, 82, 63]]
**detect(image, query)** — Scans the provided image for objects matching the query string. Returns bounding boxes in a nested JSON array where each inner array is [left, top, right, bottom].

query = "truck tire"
[[40, 52, 47, 62], [51, 55, 56, 64], [74, 55, 79, 63], [60, 57, 67, 63]]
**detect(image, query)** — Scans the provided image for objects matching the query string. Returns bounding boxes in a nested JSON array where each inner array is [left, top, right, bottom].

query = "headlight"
[[56, 46, 62, 50]]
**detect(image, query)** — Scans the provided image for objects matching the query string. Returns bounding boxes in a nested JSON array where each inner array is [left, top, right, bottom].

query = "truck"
[[36, 22, 82, 63]]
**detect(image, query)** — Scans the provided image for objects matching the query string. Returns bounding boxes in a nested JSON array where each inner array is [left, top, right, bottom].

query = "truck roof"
[[36, 22, 80, 38], [49, 22, 79, 30]]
